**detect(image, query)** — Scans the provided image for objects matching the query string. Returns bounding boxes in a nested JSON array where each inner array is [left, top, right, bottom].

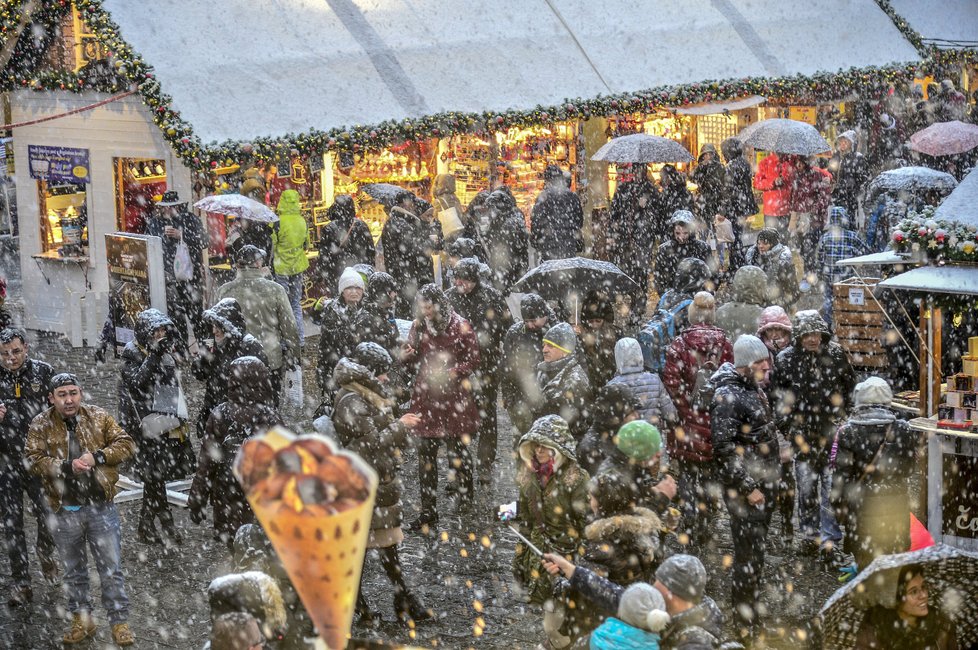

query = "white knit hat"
[[617, 583, 671, 633], [733, 334, 770, 368], [854, 376, 893, 407], [338, 267, 365, 293]]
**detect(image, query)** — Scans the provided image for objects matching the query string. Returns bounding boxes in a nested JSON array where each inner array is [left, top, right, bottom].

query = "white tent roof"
[[934, 167, 978, 227], [101, 0, 920, 144], [889, 0, 978, 49], [877, 265, 978, 296], [835, 250, 913, 267]]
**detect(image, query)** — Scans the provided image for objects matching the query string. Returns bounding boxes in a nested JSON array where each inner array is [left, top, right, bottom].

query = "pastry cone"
[[235, 426, 378, 650]]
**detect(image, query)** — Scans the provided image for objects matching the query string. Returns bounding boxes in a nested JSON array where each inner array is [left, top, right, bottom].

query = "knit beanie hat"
[[655, 554, 707, 603], [520, 293, 550, 321], [687, 291, 716, 325], [756, 228, 781, 246], [734, 334, 770, 368], [338, 267, 366, 293], [617, 583, 671, 633], [615, 420, 662, 461], [542, 322, 577, 354], [453, 257, 482, 283], [854, 376, 893, 408], [756, 306, 792, 338]]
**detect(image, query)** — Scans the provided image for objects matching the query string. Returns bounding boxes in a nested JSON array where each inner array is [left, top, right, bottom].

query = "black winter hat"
[[354, 342, 392, 376], [453, 257, 482, 283], [236, 244, 266, 267], [365, 272, 396, 302], [674, 258, 711, 294], [756, 228, 781, 246], [591, 383, 642, 432], [520, 293, 550, 320], [447, 238, 478, 259], [49, 372, 80, 392]]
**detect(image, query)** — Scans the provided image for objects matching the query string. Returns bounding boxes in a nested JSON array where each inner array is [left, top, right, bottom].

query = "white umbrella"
[[867, 166, 957, 202], [194, 194, 279, 223], [736, 118, 831, 155], [591, 133, 694, 164]]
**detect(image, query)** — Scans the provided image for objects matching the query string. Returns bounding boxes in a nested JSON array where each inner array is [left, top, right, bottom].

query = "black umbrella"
[[819, 544, 978, 649], [513, 257, 639, 302], [360, 183, 409, 207]]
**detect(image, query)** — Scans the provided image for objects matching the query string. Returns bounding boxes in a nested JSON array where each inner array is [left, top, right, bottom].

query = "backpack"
[[638, 297, 692, 372], [691, 349, 722, 413]]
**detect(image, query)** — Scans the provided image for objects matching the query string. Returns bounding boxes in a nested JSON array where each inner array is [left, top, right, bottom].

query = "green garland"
[[873, 0, 928, 56], [2, 0, 975, 174]]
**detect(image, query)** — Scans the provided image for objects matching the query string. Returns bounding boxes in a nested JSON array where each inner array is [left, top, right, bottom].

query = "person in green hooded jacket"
[[272, 190, 311, 344]]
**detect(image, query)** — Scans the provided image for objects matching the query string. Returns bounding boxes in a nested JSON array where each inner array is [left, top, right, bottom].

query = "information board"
[[105, 233, 166, 352]]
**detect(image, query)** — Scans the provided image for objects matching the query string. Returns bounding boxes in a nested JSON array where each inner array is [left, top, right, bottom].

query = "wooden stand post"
[[918, 300, 942, 417]]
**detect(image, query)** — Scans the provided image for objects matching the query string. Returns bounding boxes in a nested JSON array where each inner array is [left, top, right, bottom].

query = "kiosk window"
[[38, 180, 88, 255]]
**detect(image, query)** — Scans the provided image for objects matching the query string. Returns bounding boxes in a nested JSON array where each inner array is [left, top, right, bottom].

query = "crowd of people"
[[2, 84, 974, 650]]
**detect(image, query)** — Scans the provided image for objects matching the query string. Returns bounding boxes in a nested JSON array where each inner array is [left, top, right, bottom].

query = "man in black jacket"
[[711, 334, 780, 637], [718, 138, 759, 270], [500, 294, 555, 435], [447, 258, 512, 479], [531, 165, 584, 261], [0, 327, 58, 605], [773, 310, 856, 566]]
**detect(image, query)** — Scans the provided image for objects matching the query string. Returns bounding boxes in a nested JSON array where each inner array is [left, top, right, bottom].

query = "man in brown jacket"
[[25, 373, 137, 646]]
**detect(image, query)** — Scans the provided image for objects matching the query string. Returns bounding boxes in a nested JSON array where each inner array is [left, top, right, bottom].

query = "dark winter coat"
[[659, 166, 694, 220], [720, 139, 758, 220], [500, 318, 551, 434], [381, 206, 435, 298], [691, 154, 726, 223], [407, 308, 480, 438], [595, 449, 672, 514], [773, 312, 856, 466], [581, 506, 662, 586], [715, 265, 768, 342], [188, 356, 282, 543], [653, 213, 712, 296], [530, 180, 584, 260], [332, 358, 410, 546], [192, 298, 267, 424], [663, 324, 734, 462], [831, 408, 918, 568], [314, 297, 362, 394], [569, 566, 724, 650], [316, 200, 375, 293], [578, 383, 641, 476], [743, 241, 799, 309], [226, 222, 274, 270], [145, 206, 205, 282], [608, 181, 660, 292], [447, 280, 512, 377], [352, 275, 400, 355], [431, 174, 468, 241], [513, 416, 590, 604], [830, 150, 870, 217], [0, 358, 53, 468], [579, 294, 623, 390], [483, 191, 529, 292], [535, 353, 593, 440], [118, 310, 195, 482], [710, 362, 780, 520]]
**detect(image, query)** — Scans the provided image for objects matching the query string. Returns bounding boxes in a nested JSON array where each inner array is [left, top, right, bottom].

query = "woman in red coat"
[[403, 283, 480, 531], [662, 291, 733, 545], [754, 153, 795, 233]]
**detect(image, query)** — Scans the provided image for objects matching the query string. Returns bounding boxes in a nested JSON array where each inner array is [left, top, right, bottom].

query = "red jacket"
[[663, 324, 733, 462], [408, 311, 481, 438], [754, 154, 793, 218], [790, 166, 833, 227]]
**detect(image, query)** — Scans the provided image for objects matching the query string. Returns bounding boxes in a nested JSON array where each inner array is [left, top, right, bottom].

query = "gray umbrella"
[[361, 183, 410, 207], [736, 118, 831, 155], [867, 166, 958, 202], [513, 257, 640, 301], [591, 133, 694, 164], [819, 544, 978, 649]]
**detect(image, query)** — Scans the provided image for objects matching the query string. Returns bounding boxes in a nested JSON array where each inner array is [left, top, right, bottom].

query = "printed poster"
[[27, 145, 91, 184], [105, 233, 166, 352]]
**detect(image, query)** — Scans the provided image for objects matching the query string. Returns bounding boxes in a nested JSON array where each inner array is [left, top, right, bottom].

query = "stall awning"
[[100, 0, 921, 144], [877, 265, 978, 296], [935, 167, 978, 227], [836, 250, 913, 267], [671, 95, 766, 116], [889, 0, 978, 50]]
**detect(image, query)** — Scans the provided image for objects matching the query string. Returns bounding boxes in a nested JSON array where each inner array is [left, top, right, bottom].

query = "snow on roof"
[[100, 0, 920, 145], [935, 167, 978, 227], [877, 265, 978, 296], [888, 0, 978, 49]]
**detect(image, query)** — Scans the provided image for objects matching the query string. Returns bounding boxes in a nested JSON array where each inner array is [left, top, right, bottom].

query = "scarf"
[[532, 457, 555, 487]]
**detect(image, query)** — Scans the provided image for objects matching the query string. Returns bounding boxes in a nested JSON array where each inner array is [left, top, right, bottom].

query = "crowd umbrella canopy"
[[735, 118, 832, 155], [866, 166, 958, 203], [193, 194, 280, 223], [590, 133, 694, 164], [513, 257, 640, 302]]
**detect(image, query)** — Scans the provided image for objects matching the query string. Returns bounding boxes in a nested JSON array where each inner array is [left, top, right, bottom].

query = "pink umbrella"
[[910, 120, 978, 156]]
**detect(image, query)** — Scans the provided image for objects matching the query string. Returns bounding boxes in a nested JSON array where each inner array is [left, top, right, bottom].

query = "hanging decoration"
[[0, 0, 974, 175]]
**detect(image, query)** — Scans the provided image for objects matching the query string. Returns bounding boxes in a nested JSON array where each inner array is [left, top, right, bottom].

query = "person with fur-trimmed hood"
[[314, 267, 366, 399], [403, 284, 480, 531], [331, 343, 431, 624], [535, 322, 593, 441], [501, 294, 558, 435], [192, 298, 267, 438], [653, 211, 712, 297], [511, 415, 590, 648], [188, 356, 282, 547], [743, 228, 799, 310]]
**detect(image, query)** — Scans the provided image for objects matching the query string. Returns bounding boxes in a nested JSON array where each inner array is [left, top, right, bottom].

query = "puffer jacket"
[[831, 407, 918, 568], [578, 383, 641, 476], [0, 357, 54, 465], [715, 265, 768, 341], [271, 189, 310, 277], [188, 356, 282, 542], [118, 308, 180, 435], [607, 338, 676, 427], [581, 506, 662, 586], [25, 404, 136, 512], [216, 268, 301, 371], [773, 310, 856, 465], [332, 358, 410, 543], [710, 362, 780, 520], [513, 415, 590, 604], [316, 196, 375, 292], [743, 239, 799, 309], [447, 277, 512, 375], [535, 353, 593, 440], [500, 318, 551, 434], [662, 323, 733, 462], [381, 206, 435, 293]]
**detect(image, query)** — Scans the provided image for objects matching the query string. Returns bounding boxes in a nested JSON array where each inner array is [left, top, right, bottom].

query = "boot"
[[354, 591, 379, 626], [136, 514, 163, 546], [394, 591, 432, 623], [63, 612, 96, 645], [112, 622, 135, 646], [158, 510, 184, 547]]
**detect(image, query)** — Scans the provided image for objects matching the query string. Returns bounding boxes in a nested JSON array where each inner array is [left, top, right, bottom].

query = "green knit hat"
[[615, 421, 662, 461]]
